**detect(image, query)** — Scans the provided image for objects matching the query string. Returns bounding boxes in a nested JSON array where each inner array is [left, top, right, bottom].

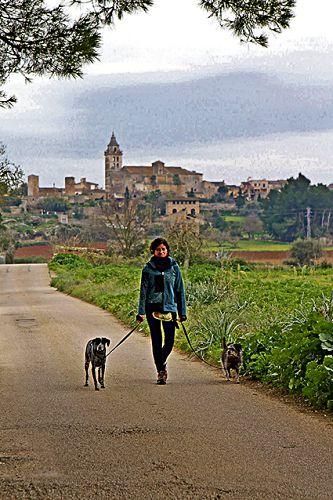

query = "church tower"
[[104, 132, 123, 195]]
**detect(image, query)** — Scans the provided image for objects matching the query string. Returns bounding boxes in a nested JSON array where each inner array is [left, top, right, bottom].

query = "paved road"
[[0, 264, 332, 499]]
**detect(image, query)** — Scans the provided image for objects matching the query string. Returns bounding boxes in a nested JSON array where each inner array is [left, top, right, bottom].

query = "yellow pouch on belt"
[[152, 312, 173, 322]]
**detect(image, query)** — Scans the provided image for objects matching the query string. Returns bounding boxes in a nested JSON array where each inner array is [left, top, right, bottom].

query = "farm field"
[[50, 254, 333, 410], [223, 215, 246, 223], [12, 240, 333, 266], [14, 243, 54, 262], [228, 239, 291, 251], [231, 249, 333, 264]]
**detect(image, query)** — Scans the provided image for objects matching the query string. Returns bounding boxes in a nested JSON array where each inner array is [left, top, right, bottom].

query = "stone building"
[[104, 133, 205, 198], [27, 175, 63, 198], [165, 198, 200, 217], [27, 175, 104, 200], [240, 178, 287, 201]]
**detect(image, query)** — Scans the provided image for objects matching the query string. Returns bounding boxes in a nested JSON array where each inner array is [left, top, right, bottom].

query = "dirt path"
[[0, 264, 332, 499]]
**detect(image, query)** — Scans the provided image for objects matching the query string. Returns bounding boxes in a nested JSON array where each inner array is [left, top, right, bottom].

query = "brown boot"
[[157, 370, 166, 385]]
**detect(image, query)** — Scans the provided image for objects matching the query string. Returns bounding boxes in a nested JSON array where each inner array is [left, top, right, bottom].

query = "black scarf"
[[151, 256, 171, 293], [151, 256, 172, 272]]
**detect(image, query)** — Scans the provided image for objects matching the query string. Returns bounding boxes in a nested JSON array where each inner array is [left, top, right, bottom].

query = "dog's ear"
[[93, 337, 101, 344], [102, 337, 110, 346], [234, 343, 243, 352]]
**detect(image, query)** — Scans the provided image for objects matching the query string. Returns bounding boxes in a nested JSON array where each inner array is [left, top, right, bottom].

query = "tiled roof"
[[123, 165, 202, 176], [124, 166, 152, 176]]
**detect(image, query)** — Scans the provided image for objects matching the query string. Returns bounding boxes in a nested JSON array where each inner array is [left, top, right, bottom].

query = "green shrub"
[[221, 258, 254, 272], [14, 256, 48, 263], [50, 253, 90, 269], [241, 311, 333, 408], [302, 357, 333, 408]]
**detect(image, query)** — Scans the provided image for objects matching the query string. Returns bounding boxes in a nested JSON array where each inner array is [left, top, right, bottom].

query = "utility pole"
[[306, 207, 311, 239]]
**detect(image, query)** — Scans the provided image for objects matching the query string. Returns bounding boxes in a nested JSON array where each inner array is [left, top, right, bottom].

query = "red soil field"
[[14, 244, 333, 265], [14, 244, 55, 260], [232, 250, 333, 264]]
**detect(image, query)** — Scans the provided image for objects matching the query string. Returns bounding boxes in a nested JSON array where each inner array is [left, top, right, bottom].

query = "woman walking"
[[136, 238, 187, 385]]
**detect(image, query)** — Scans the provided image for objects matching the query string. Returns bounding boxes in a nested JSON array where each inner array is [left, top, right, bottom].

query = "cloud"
[[1, 64, 333, 187], [2, 69, 333, 149]]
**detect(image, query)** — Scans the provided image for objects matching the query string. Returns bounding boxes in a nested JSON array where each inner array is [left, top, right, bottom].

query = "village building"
[[27, 175, 105, 201], [240, 178, 287, 201], [104, 132, 207, 199], [165, 198, 200, 217], [226, 185, 241, 198], [240, 178, 270, 201], [26, 132, 289, 217], [201, 180, 226, 199]]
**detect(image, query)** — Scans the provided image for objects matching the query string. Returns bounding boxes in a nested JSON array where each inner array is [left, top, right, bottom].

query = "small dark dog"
[[221, 337, 243, 383], [84, 337, 110, 391]]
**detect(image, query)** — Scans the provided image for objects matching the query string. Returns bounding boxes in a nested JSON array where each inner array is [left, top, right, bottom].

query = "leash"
[[105, 322, 141, 358], [105, 319, 219, 370], [180, 322, 220, 370]]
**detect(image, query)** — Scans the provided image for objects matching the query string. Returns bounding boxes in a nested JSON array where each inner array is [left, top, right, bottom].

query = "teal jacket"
[[138, 257, 186, 316]]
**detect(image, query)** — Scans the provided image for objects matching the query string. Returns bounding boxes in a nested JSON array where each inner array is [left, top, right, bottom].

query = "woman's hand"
[[179, 315, 187, 322], [136, 314, 145, 323]]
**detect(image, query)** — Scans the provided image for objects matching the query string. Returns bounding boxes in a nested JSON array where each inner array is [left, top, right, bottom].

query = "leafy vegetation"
[[50, 255, 333, 409], [261, 174, 333, 241], [0, 144, 24, 194], [290, 238, 323, 266]]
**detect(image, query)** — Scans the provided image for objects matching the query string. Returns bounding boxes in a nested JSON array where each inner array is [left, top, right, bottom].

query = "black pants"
[[147, 314, 176, 372]]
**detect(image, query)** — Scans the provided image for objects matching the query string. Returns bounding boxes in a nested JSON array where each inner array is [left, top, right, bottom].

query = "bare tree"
[[166, 220, 203, 269], [47, 224, 82, 246], [102, 199, 148, 258]]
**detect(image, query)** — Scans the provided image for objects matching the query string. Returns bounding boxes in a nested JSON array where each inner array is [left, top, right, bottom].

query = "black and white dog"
[[84, 337, 110, 391], [221, 337, 243, 383]]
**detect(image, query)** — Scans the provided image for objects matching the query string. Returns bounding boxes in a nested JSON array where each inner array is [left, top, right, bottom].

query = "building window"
[[172, 208, 177, 213]]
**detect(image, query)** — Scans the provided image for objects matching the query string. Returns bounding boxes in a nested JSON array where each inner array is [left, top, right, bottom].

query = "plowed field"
[[232, 250, 333, 264]]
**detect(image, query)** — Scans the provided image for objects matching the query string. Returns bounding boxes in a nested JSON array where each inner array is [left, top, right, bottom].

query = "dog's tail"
[[222, 336, 227, 350]]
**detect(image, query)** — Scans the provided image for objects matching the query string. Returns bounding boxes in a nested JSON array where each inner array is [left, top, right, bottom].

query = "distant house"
[[241, 178, 270, 201], [241, 178, 287, 201], [165, 198, 200, 217], [57, 213, 69, 224]]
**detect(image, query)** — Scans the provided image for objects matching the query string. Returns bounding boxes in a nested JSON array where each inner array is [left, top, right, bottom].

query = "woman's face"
[[153, 244, 168, 258]]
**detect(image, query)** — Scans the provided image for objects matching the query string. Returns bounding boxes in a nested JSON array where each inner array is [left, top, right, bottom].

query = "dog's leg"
[[226, 367, 231, 382], [224, 362, 230, 382], [92, 364, 99, 391], [84, 360, 89, 386], [235, 368, 240, 384], [99, 365, 105, 389]]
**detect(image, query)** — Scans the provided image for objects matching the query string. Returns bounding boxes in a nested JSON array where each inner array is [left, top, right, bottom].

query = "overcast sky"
[[1, 0, 333, 187]]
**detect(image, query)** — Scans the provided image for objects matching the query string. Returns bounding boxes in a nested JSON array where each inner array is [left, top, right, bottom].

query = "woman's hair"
[[150, 237, 170, 255]]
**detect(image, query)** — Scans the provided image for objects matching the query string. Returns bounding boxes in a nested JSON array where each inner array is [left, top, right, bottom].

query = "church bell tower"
[[104, 132, 123, 195]]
